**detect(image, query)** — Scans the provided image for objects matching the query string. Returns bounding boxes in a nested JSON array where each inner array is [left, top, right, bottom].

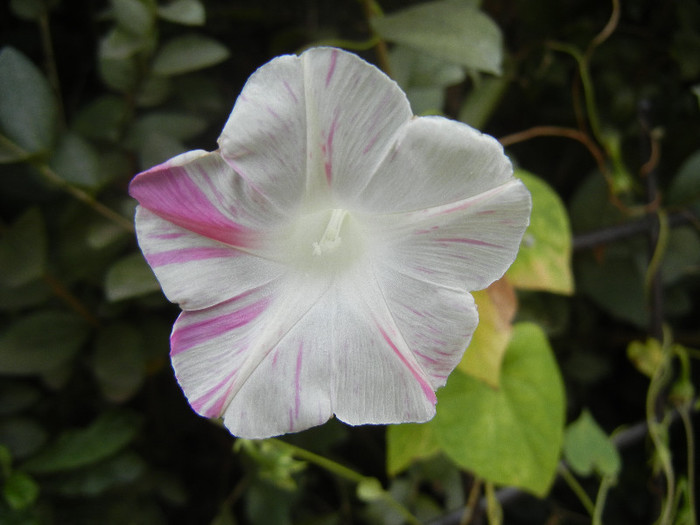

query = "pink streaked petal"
[[301, 48, 412, 203], [371, 264, 478, 389], [172, 276, 335, 439], [130, 151, 283, 250], [355, 116, 518, 214], [171, 291, 271, 355], [376, 324, 437, 404], [328, 267, 441, 426], [148, 246, 239, 267], [135, 208, 284, 310], [364, 178, 531, 292], [218, 54, 308, 212]]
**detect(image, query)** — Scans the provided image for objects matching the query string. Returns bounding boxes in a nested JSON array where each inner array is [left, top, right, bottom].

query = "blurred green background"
[[1, 1, 699, 523]]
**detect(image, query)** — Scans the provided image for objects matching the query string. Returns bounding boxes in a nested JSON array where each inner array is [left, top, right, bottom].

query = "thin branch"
[[358, 0, 393, 77], [572, 211, 697, 251], [498, 125, 607, 175]]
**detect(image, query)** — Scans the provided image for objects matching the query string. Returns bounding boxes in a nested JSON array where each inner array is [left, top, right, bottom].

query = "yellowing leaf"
[[627, 338, 663, 378], [458, 278, 516, 387], [386, 422, 440, 476], [507, 170, 574, 294], [434, 323, 565, 497]]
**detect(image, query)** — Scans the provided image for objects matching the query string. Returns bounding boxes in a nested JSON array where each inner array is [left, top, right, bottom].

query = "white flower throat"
[[312, 208, 348, 255]]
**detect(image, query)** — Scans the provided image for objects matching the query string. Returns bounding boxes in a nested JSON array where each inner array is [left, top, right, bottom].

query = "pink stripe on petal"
[[190, 369, 238, 417], [283, 80, 299, 103], [435, 238, 503, 248], [171, 296, 270, 355], [377, 325, 437, 404], [325, 48, 338, 87], [152, 232, 187, 240], [294, 342, 303, 418], [131, 165, 257, 248], [148, 246, 236, 267]]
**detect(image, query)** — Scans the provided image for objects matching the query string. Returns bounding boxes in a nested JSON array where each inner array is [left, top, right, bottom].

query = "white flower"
[[129, 47, 531, 439]]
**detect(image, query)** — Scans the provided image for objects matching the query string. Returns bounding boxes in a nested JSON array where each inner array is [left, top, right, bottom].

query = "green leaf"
[[661, 227, 700, 284], [100, 27, 152, 60], [73, 95, 128, 143], [0, 208, 47, 287], [627, 338, 663, 378], [0, 311, 89, 375], [135, 74, 171, 107], [9, 0, 49, 20], [0, 280, 51, 312], [458, 74, 509, 129], [389, 45, 466, 114], [137, 132, 186, 170], [128, 112, 209, 144], [158, 0, 206, 25], [112, 0, 154, 36], [105, 252, 161, 302], [152, 34, 230, 75], [667, 149, 700, 209], [563, 410, 621, 478], [0, 382, 41, 416], [386, 423, 441, 476], [0, 418, 47, 460], [0, 47, 57, 158], [3, 471, 39, 510], [49, 133, 102, 189], [93, 323, 145, 402], [371, 1, 503, 74], [22, 411, 141, 474], [570, 172, 648, 327], [433, 323, 565, 497], [356, 477, 384, 502], [507, 170, 574, 294], [98, 55, 138, 92], [390, 45, 465, 88], [44, 452, 145, 496]]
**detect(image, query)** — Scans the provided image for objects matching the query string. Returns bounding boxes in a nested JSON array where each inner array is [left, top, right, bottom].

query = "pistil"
[[313, 209, 349, 255]]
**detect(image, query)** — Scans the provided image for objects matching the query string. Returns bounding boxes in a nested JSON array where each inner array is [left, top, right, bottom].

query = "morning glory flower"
[[129, 47, 531, 439]]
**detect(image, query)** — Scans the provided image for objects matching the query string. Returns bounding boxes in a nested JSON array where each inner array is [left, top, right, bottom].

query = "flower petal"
[[354, 116, 516, 213], [218, 54, 308, 212], [130, 150, 285, 247], [218, 48, 412, 211], [134, 208, 284, 310], [130, 150, 289, 310], [367, 178, 531, 292], [330, 267, 470, 426], [370, 264, 478, 390], [170, 260, 461, 437], [171, 276, 335, 439], [300, 47, 412, 202]]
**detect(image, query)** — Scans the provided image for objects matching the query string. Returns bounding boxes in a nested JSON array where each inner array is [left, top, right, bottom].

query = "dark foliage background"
[[1, 0, 698, 524]]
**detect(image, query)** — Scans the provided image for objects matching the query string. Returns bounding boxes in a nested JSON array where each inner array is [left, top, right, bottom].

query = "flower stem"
[[38, 8, 66, 129], [357, 0, 393, 77], [36, 162, 135, 233], [678, 407, 697, 525], [558, 463, 596, 516], [268, 438, 421, 525], [592, 475, 614, 525], [646, 334, 675, 525]]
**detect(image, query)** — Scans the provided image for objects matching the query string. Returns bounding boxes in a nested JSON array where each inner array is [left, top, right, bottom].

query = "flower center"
[[312, 208, 348, 256], [286, 207, 365, 275]]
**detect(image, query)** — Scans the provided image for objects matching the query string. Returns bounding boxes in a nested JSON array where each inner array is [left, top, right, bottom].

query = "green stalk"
[[268, 439, 421, 525], [559, 464, 596, 516]]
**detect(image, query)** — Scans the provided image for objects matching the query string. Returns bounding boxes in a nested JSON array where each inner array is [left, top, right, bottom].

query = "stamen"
[[312, 209, 348, 255]]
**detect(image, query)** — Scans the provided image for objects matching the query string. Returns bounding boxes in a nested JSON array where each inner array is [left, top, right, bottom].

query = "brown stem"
[[43, 273, 101, 327]]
